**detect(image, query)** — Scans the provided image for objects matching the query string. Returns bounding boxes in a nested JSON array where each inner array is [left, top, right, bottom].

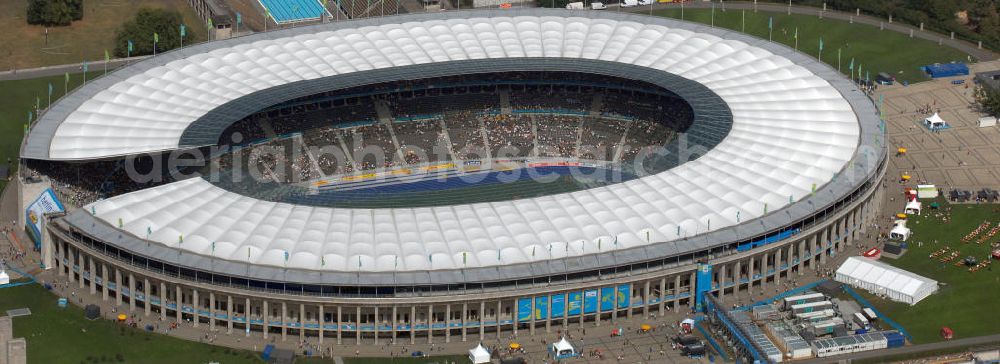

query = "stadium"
[[18, 9, 886, 346]]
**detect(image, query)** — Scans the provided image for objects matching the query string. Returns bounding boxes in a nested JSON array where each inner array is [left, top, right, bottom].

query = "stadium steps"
[[612, 119, 635, 163], [436, 118, 460, 161], [529, 115, 540, 158], [374, 99, 393, 122], [334, 129, 358, 167], [258, 118, 278, 139], [589, 93, 604, 117], [475, 116, 493, 160], [381, 120, 406, 161], [294, 134, 326, 179], [499, 89, 512, 114], [573, 117, 586, 158]]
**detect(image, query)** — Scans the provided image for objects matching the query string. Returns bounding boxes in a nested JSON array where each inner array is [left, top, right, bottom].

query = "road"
[[0, 56, 149, 82], [797, 333, 1000, 363]]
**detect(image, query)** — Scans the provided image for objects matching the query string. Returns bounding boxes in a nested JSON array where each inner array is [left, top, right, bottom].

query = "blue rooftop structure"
[[259, 0, 330, 24], [923, 63, 969, 78]]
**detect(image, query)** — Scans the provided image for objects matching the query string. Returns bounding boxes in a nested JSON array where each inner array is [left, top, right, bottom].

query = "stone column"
[[479, 301, 486, 341], [319, 305, 325, 344], [658, 277, 667, 313], [78, 251, 85, 290], [545, 297, 552, 334], [128, 272, 136, 312], [143, 278, 151, 317], [374, 306, 379, 344], [192, 289, 199, 327], [797, 240, 806, 274], [356, 306, 361, 345], [88, 256, 96, 295], [337, 306, 343, 345], [442, 304, 449, 343], [175, 285, 183, 324], [209, 292, 216, 331], [734, 260, 742, 297], [390, 305, 396, 343], [299, 303, 305, 341], [409, 306, 416, 345], [748, 256, 757, 287], [101, 263, 109, 302], [246, 297, 251, 337], [528, 298, 535, 336], [674, 275, 682, 310], [228, 296, 234, 334], [688, 272, 696, 309], [160, 282, 167, 321], [461, 303, 467, 342], [775, 248, 783, 285], [281, 302, 287, 341], [643, 281, 651, 316], [513, 299, 520, 334], [427, 305, 434, 344], [263, 300, 269, 339], [496, 301, 502, 336], [719, 264, 726, 300]]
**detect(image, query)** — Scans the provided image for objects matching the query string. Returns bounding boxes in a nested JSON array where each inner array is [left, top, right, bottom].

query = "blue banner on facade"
[[517, 297, 532, 322], [534, 295, 549, 320], [600, 287, 615, 312], [550, 294, 566, 318], [617, 284, 631, 309], [568, 291, 583, 316], [583, 289, 598, 314], [695, 263, 714, 312]]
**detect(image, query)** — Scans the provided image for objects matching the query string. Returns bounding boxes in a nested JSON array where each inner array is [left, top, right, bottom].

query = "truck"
[[591, 2, 608, 9], [620, 0, 637, 7], [565, 1, 584, 9], [853, 312, 870, 328], [862, 308, 878, 321]]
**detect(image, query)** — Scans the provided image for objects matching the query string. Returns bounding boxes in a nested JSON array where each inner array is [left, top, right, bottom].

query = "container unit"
[[853, 312, 870, 328], [862, 308, 878, 321], [811, 318, 845, 336], [790, 301, 834, 315], [732, 311, 784, 362], [782, 293, 826, 310], [753, 305, 780, 321], [883, 331, 905, 348], [765, 322, 813, 360], [794, 309, 836, 321], [812, 332, 887, 358]]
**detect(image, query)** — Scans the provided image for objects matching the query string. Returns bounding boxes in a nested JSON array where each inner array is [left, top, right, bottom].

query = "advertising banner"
[[25, 188, 65, 248], [583, 289, 598, 314], [568, 291, 583, 316], [600, 287, 615, 312], [550, 294, 566, 318], [517, 297, 532, 322], [617, 284, 631, 309], [534, 295, 549, 320]]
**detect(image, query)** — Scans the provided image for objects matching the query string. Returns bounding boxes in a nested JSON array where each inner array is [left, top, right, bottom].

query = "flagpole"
[[837, 48, 841, 73], [741, 9, 745, 33]]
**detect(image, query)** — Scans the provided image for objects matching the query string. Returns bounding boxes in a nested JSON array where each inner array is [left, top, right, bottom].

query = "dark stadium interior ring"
[[179, 58, 734, 169]]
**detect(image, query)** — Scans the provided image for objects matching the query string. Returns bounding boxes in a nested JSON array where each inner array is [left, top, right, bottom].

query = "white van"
[[638, 0, 654, 4], [565, 1, 584, 9], [620, 0, 638, 7], [591, 1, 608, 9]]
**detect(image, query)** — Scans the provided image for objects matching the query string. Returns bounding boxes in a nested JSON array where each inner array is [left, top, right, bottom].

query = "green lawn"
[[651, 8, 973, 84], [0, 0, 203, 70], [0, 283, 263, 364], [0, 73, 89, 192], [862, 200, 1000, 343]]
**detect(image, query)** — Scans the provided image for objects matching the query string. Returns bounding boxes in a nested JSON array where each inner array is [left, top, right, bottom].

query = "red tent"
[[940, 326, 954, 340]]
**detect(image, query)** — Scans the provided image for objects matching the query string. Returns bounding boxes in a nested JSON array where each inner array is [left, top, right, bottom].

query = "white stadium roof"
[[29, 11, 869, 274]]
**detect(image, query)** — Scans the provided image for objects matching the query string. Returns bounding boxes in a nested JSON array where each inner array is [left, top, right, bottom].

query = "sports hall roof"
[[28, 10, 882, 277]]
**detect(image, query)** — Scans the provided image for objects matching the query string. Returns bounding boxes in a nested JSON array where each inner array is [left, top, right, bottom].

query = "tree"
[[974, 85, 1000, 117], [113, 8, 190, 58], [27, 0, 83, 26]]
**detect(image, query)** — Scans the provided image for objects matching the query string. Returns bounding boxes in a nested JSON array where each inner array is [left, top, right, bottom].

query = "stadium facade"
[[20, 10, 886, 344]]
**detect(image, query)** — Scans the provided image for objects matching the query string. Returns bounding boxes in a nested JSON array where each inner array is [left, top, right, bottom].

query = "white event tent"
[[924, 113, 948, 129], [468, 343, 490, 364], [904, 200, 921, 215], [835, 256, 938, 305]]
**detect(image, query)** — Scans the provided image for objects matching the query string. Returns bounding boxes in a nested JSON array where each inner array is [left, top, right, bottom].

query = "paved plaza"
[[880, 60, 1000, 192]]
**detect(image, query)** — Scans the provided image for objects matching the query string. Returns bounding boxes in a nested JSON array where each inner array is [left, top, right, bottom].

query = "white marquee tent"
[[835, 256, 938, 305], [978, 116, 997, 128], [904, 200, 921, 215], [889, 222, 911, 241], [0, 269, 9, 285], [924, 113, 948, 129], [468, 343, 490, 364], [551, 337, 577, 358]]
